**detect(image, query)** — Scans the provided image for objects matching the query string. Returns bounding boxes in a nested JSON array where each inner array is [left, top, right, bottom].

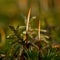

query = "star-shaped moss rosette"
[[6, 8, 40, 60]]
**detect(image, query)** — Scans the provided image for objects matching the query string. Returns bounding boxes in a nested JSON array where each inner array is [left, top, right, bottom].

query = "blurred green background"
[[0, 0, 60, 26]]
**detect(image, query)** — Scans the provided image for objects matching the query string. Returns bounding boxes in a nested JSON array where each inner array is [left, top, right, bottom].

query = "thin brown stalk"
[[26, 8, 31, 33], [38, 20, 40, 40], [25, 8, 31, 43]]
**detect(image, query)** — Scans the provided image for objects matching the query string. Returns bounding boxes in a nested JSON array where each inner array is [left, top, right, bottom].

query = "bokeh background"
[[0, 0, 60, 27]]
